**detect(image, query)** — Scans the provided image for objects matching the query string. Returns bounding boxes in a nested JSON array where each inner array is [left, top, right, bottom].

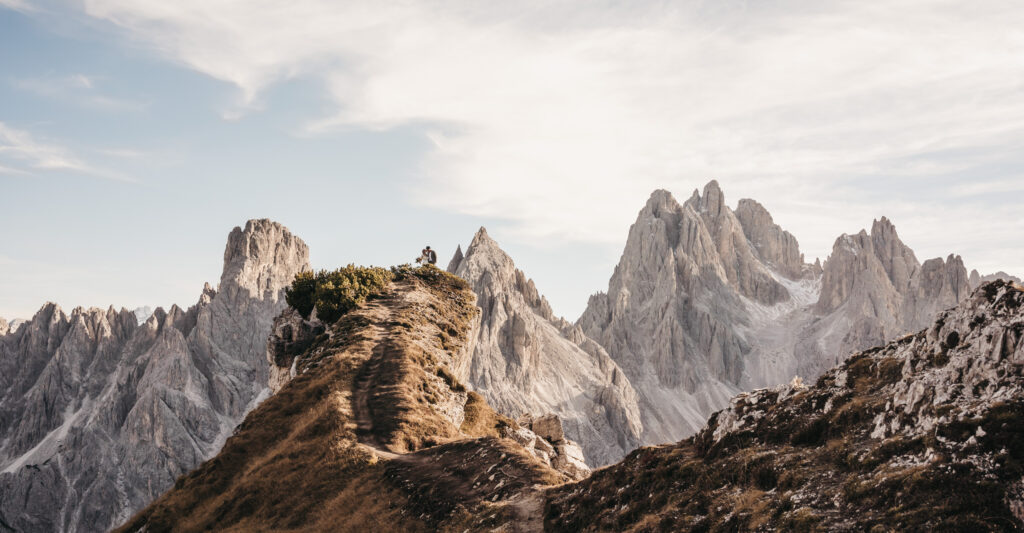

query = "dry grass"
[[115, 272, 560, 532]]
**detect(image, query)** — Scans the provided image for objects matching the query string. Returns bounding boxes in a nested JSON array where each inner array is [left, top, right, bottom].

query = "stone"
[[531, 413, 564, 442], [552, 440, 590, 481]]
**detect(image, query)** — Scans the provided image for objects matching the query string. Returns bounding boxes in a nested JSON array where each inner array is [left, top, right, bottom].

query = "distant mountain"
[[447, 228, 643, 466], [548, 280, 1024, 531], [578, 181, 971, 446], [0, 219, 309, 533], [0, 318, 27, 335], [970, 268, 1022, 288]]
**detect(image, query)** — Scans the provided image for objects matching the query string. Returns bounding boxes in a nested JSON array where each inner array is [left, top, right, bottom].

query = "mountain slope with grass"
[[547, 280, 1024, 532], [116, 266, 571, 532]]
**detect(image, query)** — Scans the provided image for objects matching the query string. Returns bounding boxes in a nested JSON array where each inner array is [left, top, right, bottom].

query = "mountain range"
[[0, 220, 308, 532], [0, 181, 1019, 531]]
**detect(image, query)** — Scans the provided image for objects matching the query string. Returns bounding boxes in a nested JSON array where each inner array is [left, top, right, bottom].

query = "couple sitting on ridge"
[[417, 246, 437, 266]]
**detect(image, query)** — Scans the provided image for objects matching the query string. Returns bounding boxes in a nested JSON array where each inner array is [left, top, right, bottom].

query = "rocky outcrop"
[[0, 318, 7, 336], [266, 308, 326, 393], [580, 182, 976, 449], [0, 219, 309, 533], [449, 228, 643, 466], [969, 268, 1022, 289], [502, 413, 591, 480], [548, 281, 1024, 531]]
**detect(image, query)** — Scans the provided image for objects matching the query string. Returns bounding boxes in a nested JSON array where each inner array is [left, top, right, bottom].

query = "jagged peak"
[[699, 180, 725, 217], [468, 226, 497, 250], [870, 216, 898, 238], [646, 188, 678, 207], [219, 218, 310, 303], [736, 198, 770, 219], [446, 244, 465, 274]]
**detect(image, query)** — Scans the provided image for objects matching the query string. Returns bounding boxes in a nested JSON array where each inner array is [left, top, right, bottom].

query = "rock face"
[[969, 269, 1022, 289], [449, 228, 643, 466], [579, 182, 972, 446], [0, 318, 7, 336], [0, 219, 309, 533], [799, 218, 970, 380], [548, 281, 1024, 531]]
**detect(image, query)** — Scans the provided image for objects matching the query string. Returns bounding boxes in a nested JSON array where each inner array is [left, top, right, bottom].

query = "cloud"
[[0, 122, 134, 181], [76, 0, 1024, 271], [0, 0, 33, 12], [12, 74, 147, 111]]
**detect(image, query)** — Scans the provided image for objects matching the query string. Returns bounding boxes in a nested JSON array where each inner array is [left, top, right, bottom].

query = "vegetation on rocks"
[[285, 265, 394, 323]]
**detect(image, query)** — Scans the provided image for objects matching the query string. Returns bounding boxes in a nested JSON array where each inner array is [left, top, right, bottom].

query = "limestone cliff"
[[448, 228, 642, 466], [0, 219, 308, 533], [580, 182, 973, 447]]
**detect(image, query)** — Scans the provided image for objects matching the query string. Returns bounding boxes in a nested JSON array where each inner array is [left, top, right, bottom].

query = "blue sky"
[[1, 0, 1023, 320]]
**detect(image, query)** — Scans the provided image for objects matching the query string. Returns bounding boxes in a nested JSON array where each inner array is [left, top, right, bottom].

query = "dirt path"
[[353, 321, 389, 449], [347, 280, 548, 528]]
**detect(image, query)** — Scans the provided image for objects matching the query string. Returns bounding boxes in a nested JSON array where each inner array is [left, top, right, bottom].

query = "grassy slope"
[[115, 268, 563, 532]]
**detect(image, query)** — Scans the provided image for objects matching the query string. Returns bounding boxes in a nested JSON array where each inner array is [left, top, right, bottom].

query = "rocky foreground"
[[546, 280, 1024, 531]]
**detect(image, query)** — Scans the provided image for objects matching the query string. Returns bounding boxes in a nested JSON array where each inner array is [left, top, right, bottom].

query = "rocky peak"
[[445, 244, 464, 273], [451, 227, 643, 465], [870, 216, 919, 291], [969, 269, 1022, 289], [220, 218, 310, 304], [734, 198, 805, 279], [696, 179, 726, 218]]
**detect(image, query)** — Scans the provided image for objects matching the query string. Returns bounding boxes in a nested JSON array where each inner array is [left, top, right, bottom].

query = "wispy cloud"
[[67, 0, 1024, 273], [0, 122, 135, 181], [12, 73, 148, 111], [0, 0, 34, 12]]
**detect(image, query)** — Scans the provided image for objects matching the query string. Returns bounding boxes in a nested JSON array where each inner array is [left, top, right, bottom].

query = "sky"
[[1, 0, 1023, 321]]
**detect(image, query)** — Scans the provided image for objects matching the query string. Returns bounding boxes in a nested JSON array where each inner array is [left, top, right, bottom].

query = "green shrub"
[[286, 271, 318, 319], [285, 266, 394, 323]]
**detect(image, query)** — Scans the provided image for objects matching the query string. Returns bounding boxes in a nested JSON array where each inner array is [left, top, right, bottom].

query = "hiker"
[[417, 246, 438, 266]]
